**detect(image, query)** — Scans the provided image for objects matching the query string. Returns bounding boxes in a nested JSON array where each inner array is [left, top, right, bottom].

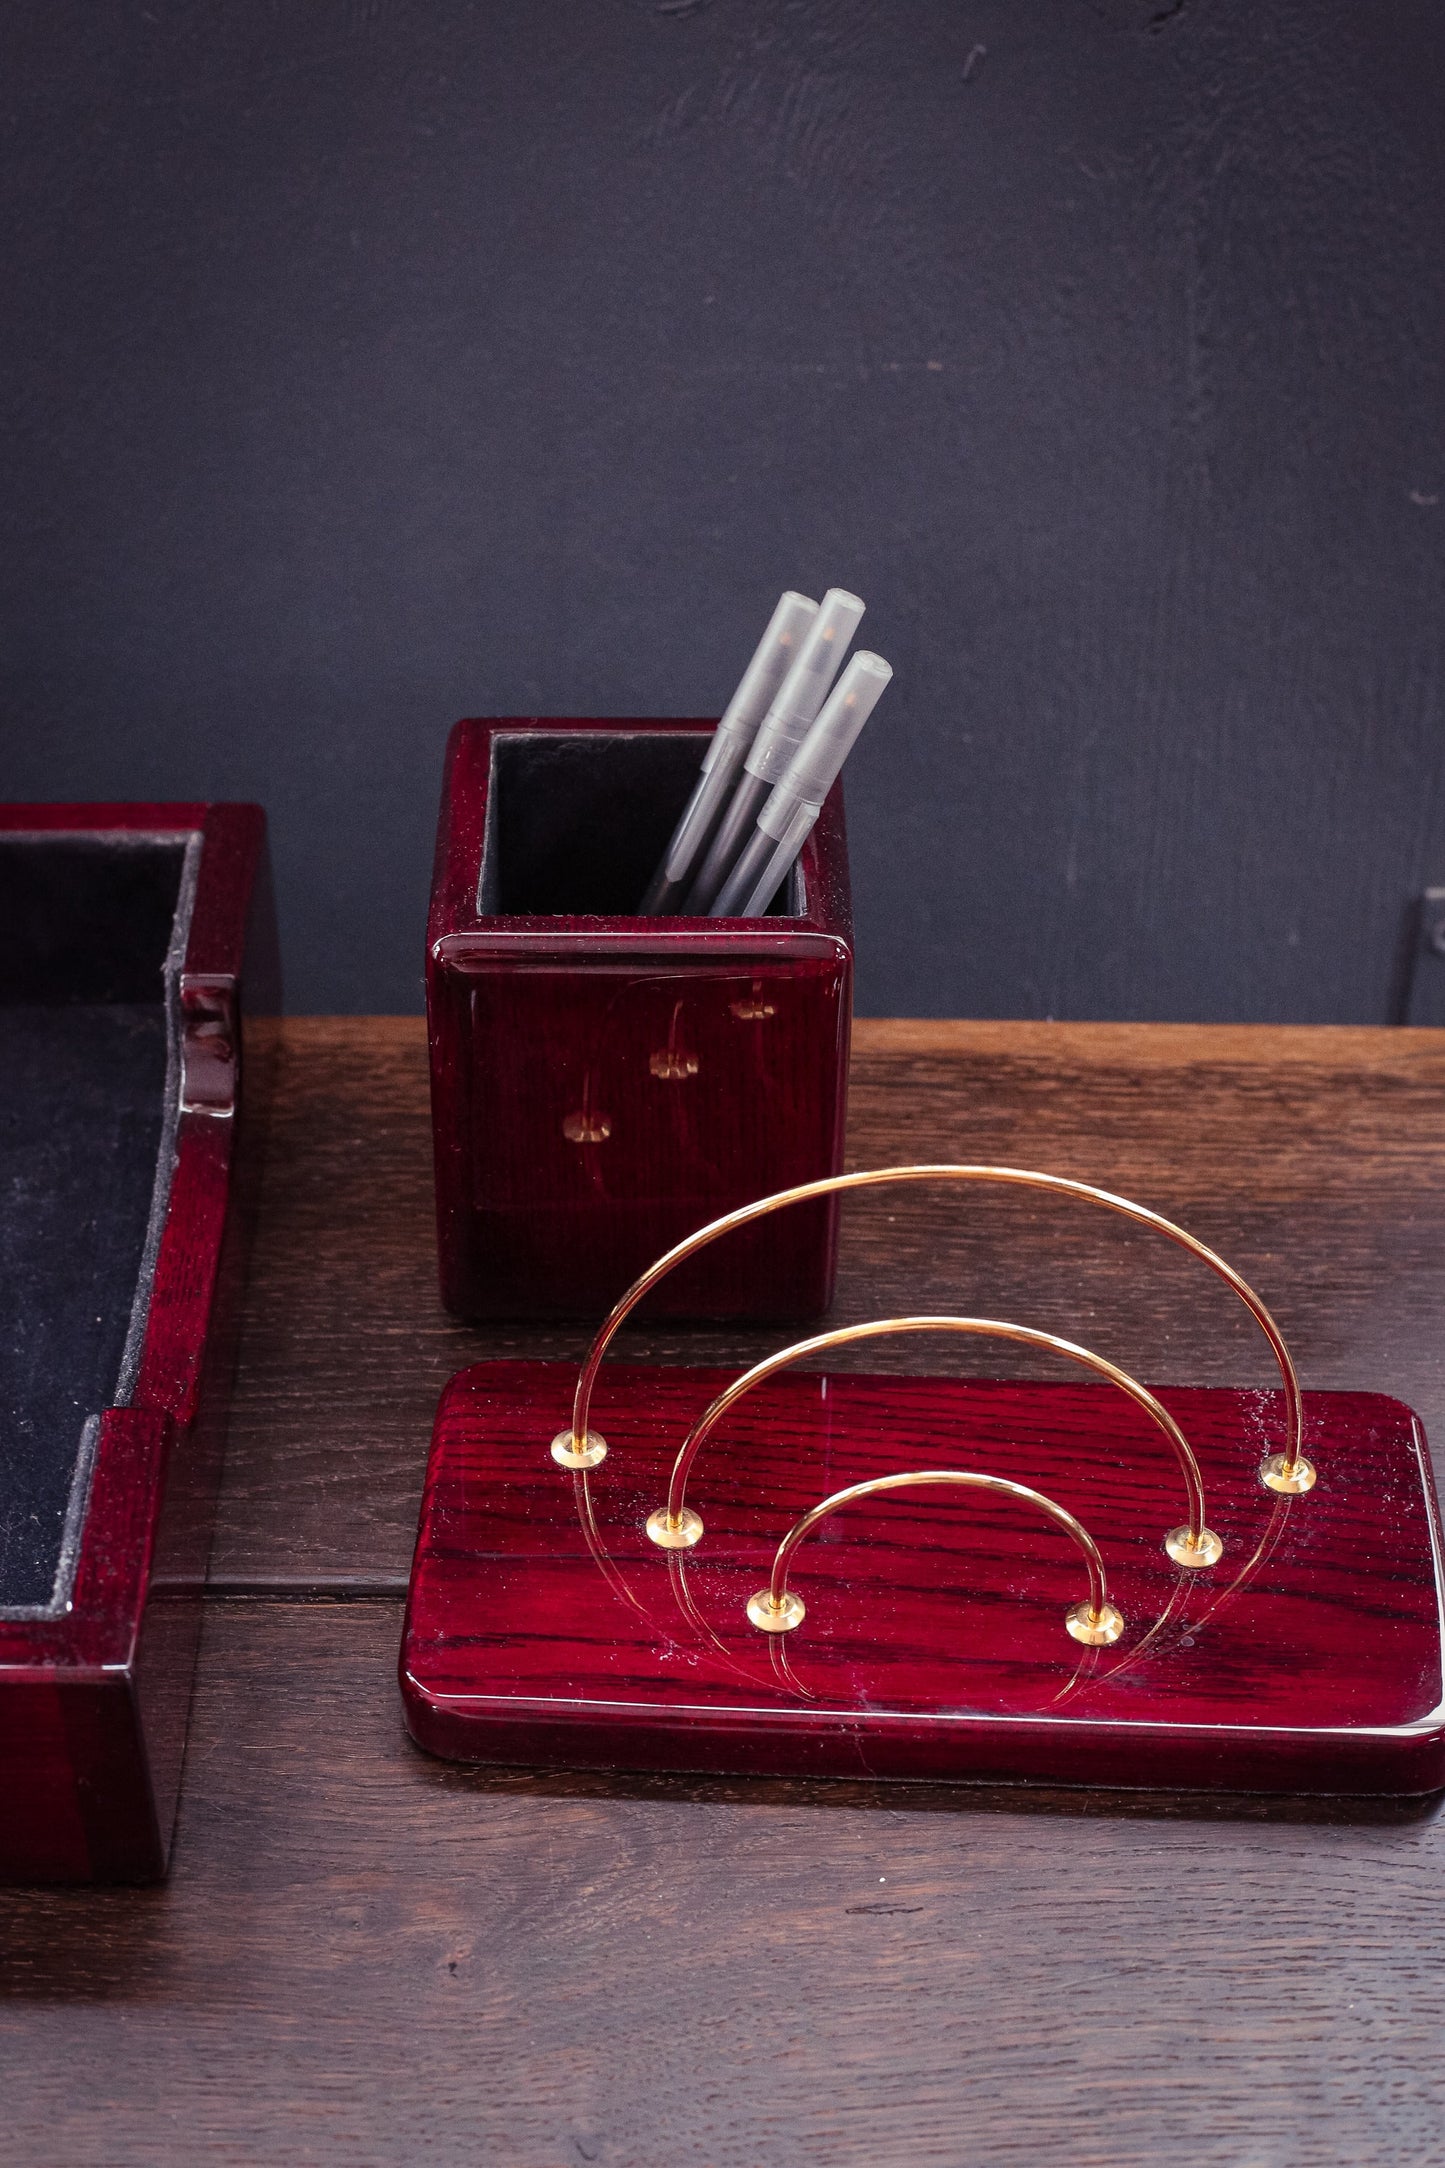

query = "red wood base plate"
[[400, 1362, 1445, 1796]]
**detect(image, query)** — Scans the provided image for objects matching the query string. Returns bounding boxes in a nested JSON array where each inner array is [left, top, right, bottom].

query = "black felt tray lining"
[[0, 831, 198, 1616]]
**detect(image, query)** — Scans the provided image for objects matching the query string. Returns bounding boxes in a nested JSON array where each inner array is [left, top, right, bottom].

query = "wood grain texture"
[[7, 1020, 1445, 2161], [3, 1598, 1445, 2167], [403, 1364, 1445, 1793], [212, 1017, 1445, 1590]]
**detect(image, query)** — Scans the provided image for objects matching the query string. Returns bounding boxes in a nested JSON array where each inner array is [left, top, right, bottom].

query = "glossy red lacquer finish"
[[402, 1360, 1445, 1797], [0, 801, 278, 1881], [426, 719, 854, 1319]]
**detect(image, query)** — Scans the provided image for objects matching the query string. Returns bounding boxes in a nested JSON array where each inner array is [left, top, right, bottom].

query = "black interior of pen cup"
[[0, 834, 188, 1611], [481, 731, 802, 917]]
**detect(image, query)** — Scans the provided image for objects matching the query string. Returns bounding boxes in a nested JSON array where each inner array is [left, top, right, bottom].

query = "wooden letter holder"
[[402, 1167, 1445, 1799]]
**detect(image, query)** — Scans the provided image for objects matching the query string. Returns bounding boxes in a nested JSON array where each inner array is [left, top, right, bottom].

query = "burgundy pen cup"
[[425, 718, 854, 1320]]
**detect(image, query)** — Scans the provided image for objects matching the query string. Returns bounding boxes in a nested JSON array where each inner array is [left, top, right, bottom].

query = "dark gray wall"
[[2, 1, 1441, 1018]]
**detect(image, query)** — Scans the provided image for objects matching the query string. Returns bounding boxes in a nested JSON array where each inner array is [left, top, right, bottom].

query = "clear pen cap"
[[743, 587, 865, 785], [702, 590, 819, 774], [758, 650, 892, 837]]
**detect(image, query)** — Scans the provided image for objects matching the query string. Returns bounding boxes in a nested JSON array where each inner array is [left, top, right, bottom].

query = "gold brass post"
[[644, 1503, 703, 1549], [746, 1469, 1125, 1649], [553, 1166, 1311, 1498], [551, 1428, 608, 1470], [648, 1314, 1222, 1569], [1260, 1450, 1317, 1495]]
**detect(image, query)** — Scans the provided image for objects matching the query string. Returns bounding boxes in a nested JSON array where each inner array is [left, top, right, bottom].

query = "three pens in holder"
[[426, 718, 854, 1319]]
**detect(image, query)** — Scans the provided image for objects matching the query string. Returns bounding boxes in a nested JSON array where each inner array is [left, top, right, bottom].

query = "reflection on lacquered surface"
[[403, 1360, 1445, 1797]]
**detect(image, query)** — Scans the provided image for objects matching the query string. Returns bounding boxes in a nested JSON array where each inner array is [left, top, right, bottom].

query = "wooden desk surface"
[[6, 1018, 1445, 2164]]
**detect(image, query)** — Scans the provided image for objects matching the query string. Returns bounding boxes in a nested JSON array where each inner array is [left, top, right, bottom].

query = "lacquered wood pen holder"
[[426, 718, 854, 1320]]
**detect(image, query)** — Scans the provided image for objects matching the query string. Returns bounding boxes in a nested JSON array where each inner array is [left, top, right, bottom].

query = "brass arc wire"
[[763, 1468, 1111, 1625], [659, 1314, 1209, 1544], [564, 1165, 1305, 1476]]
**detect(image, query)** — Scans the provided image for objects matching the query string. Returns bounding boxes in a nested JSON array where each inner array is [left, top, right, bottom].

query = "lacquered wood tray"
[[402, 1358, 1445, 1798], [0, 802, 277, 1880]]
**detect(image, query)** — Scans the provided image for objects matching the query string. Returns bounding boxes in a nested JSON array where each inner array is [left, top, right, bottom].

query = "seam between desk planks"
[[208, 1015, 1445, 1595]]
